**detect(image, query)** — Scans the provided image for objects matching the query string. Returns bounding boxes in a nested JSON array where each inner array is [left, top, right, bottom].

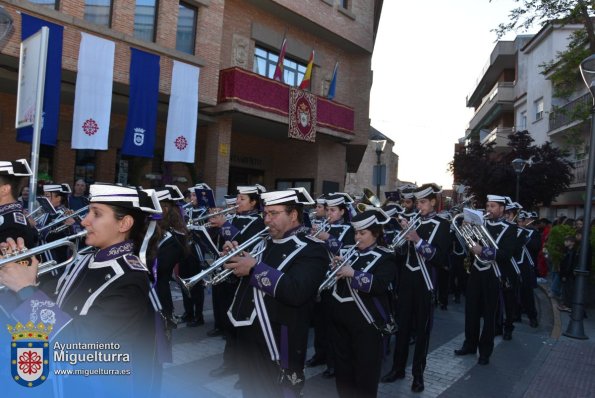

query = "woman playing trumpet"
[[0, 183, 162, 398], [328, 208, 396, 398]]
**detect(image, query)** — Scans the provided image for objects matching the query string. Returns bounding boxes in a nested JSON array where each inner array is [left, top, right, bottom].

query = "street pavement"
[[160, 283, 595, 398]]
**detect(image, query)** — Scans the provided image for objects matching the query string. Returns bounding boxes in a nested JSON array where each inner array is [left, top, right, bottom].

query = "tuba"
[[356, 188, 382, 213]]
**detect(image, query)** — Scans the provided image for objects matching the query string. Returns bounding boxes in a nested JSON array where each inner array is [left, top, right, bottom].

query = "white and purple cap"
[[89, 183, 162, 214], [155, 185, 184, 202], [486, 195, 508, 204], [237, 184, 266, 195], [351, 208, 390, 230], [261, 187, 314, 206], [413, 183, 442, 199], [0, 159, 32, 177], [325, 192, 354, 207], [43, 183, 72, 194]]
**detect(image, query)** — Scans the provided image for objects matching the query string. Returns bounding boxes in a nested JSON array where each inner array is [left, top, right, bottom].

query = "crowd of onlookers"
[[540, 216, 594, 311]]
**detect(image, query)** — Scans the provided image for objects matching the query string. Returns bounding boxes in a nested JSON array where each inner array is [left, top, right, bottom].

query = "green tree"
[[449, 131, 573, 208]]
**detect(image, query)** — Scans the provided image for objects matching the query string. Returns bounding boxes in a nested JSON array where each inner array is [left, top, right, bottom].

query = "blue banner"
[[18, 14, 63, 146], [122, 48, 160, 158]]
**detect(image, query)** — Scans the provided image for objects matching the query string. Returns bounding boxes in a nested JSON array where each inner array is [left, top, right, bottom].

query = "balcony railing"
[[480, 127, 514, 147], [468, 82, 514, 131], [217, 67, 354, 135], [549, 93, 591, 132], [571, 158, 587, 185]]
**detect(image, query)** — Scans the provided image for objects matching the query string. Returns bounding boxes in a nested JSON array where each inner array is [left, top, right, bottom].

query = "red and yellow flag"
[[299, 50, 315, 90], [272, 37, 287, 82]]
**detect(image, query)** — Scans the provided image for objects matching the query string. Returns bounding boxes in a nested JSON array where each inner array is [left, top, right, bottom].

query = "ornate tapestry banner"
[[288, 88, 317, 142]]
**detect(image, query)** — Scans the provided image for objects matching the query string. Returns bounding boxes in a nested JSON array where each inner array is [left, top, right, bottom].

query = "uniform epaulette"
[[435, 213, 451, 221], [304, 234, 324, 244], [121, 254, 149, 272]]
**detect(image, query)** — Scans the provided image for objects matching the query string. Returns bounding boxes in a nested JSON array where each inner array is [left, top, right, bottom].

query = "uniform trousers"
[[518, 264, 538, 320], [393, 268, 433, 377], [330, 300, 383, 398], [463, 268, 499, 358]]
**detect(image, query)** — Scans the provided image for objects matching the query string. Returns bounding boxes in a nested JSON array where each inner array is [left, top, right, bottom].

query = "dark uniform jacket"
[[476, 218, 517, 282], [325, 221, 355, 255], [403, 212, 452, 291], [228, 227, 328, 376], [0, 201, 37, 248], [332, 244, 396, 332], [220, 211, 265, 244]]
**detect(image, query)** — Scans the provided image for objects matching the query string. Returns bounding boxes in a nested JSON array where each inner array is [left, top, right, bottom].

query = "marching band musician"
[[382, 183, 452, 393], [39, 183, 76, 268], [207, 184, 267, 378], [223, 187, 328, 398], [0, 159, 37, 248], [513, 210, 540, 328], [0, 183, 163, 397], [153, 185, 189, 329], [500, 199, 522, 339], [329, 208, 397, 398], [454, 194, 517, 365], [310, 194, 327, 228]]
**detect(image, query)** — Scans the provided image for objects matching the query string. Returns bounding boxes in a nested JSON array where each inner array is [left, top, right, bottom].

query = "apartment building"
[[0, 0, 383, 200]]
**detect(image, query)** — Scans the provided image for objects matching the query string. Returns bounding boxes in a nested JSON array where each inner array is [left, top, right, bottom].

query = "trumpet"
[[309, 217, 331, 238], [389, 212, 421, 249], [177, 226, 270, 294], [38, 206, 89, 233], [0, 230, 88, 291], [188, 205, 239, 226], [317, 241, 361, 295]]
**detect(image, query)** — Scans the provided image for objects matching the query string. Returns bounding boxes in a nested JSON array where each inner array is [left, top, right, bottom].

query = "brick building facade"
[[0, 0, 382, 202]]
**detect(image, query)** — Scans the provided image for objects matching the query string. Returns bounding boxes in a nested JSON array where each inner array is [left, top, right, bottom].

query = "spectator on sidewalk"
[[558, 235, 577, 312]]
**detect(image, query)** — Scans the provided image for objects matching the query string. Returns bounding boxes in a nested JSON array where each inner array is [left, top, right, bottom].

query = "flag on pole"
[[18, 14, 63, 146], [164, 61, 199, 163], [272, 37, 287, 82], [71, 33, 115, 150], [121, 48, 160, 158], [327, 62, 338, 100], [299, 49, 314, 91]]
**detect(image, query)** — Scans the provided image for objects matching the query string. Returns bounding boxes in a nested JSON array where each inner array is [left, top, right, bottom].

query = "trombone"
[[317, 240, 361, 295], [0, 230, 88, 291], [37, 206, 89, 233], [177, 226, 270, 294]]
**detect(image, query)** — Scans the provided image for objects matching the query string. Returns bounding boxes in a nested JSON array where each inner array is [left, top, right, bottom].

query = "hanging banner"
[[288, 88, 317, 142]]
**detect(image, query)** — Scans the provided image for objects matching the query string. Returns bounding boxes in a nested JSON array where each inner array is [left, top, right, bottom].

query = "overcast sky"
[[370, 0, 532, 189]]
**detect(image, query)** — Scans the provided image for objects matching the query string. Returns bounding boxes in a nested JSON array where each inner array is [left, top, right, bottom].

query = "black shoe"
[[503, 331, 512, 341], [305, 356, 325, 367], [529, 318, 538, 328], [180, 313, 193, 323], [411, 376, 424, 393], [209, 365, 237, 377], [380, 369, 405, 383], [165, 316, 177, 329], [440, 304, 448, 310], [477, 357, 489, 365], [187, 317, 205, 327], [207, 328, 223, 337], [495, 329, 503, 336], [322, 367, 335, 378], [454, 347, 475, 356]]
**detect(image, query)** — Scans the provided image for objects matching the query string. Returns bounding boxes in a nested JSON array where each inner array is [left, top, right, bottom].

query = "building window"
[[519, 111, 527, 131], [75, 150, 97, 184], [176, 2, 197, 54], [84, 0, 112, 27], [275, 179, 314, 193], [134, 0, 158, 42], [339, 0, 349, 8], [27, 0, 59, 9], [535, 98, 544, 121], [253, 46, 307, 87]]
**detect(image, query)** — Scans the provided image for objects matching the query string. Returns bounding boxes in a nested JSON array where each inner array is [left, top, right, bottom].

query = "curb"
[[537, 284, 561, 339]]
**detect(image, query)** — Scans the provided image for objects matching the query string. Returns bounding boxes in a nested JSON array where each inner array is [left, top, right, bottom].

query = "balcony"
[[467, 82, 515, 133], [217, 67, 354, 136], [480, 127, 513, 147], [548, 93, 591, 135]]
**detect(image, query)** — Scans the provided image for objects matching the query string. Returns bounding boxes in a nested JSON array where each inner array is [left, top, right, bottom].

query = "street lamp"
[[373, 140, 386, 198], [511, 158, 527, 202], [563, 54, 595, 340]]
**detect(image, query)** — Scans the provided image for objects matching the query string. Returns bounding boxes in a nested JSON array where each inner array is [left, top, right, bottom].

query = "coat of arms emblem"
[[7, 321, 52, 388], [298, 102, 310, 128], [133, 127, 145, 146]]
